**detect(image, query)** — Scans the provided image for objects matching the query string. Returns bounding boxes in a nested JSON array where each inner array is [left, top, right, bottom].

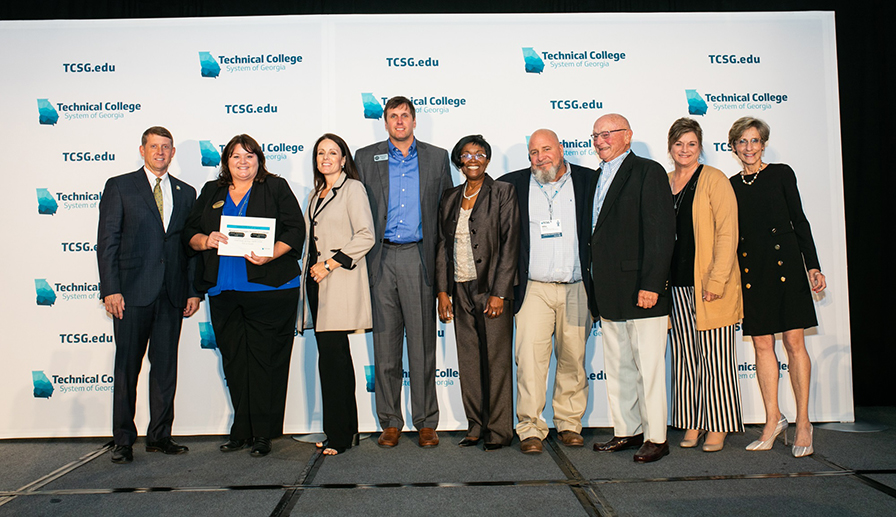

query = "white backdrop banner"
[[0, 12, 850, 438]]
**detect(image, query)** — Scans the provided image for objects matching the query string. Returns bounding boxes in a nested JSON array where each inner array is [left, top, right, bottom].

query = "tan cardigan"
[[670, 165, 743, 330], [300, 174, 375, 332]]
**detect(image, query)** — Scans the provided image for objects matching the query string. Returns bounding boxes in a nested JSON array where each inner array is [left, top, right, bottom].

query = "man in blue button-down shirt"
[[355, 96, 453, 449]]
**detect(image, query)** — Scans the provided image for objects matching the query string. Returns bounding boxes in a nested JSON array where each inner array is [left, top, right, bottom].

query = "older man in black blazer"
[[97, 126, 200, 464], [498, 129, 595, 454], [585, 114, 675, 463], [356, 96, 453, 448]]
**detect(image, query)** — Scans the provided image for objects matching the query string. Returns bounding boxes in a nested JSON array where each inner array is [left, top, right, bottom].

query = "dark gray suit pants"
[[372, 242, 438, 430], [453, 281, 513, 445]]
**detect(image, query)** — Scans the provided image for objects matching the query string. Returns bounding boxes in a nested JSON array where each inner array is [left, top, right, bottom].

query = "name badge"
[[540, 219, 562, 239], [374, 154, 388, 162], [212, 200, 225, 209]]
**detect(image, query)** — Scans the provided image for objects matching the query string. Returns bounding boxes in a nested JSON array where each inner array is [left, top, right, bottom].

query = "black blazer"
[[183, 176, 305, 293], [583, 152, 675, 320], [497, 163, 596, 314], [435, 175, 520, 299], [354, 139, 453, 290], [97, 169, 198, 307]]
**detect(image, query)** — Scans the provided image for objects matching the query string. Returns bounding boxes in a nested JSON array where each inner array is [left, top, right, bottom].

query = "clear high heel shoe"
[[792, 424, 814, 458], [745, 414, 788, 451]]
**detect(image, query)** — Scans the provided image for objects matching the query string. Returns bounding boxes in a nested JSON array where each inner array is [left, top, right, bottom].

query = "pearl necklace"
[[463, 183, 481, 200], [740, 162, 764, 185]]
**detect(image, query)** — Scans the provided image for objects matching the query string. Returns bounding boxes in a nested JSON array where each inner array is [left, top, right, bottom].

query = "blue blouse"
[[208, 188, 300, 296]]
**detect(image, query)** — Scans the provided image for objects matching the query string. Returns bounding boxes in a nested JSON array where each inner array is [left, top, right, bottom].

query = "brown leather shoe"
[[558, 430, 584, 447], [520, 437, 544, 454], [593, 434, 644, 452], [377, 427, 400, 448], [418, 428, 439, 448], [633, 441, 670, 463]]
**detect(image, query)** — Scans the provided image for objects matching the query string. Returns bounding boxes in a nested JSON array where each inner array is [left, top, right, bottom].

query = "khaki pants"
[[514, 280, 590, 440]]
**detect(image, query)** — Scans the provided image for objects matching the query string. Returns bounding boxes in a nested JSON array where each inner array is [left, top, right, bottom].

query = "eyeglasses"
[[591, 128, 627, 140], [736, 138, 762, 146], [461, 153, 488, 161]]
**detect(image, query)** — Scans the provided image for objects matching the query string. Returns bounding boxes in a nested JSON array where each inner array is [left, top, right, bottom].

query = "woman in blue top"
[[184, 134, 305, 457]]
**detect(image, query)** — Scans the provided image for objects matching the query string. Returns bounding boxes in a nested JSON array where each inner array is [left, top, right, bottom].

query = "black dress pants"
[[210, 288, 299, 440], [316, 331, 359, 450]]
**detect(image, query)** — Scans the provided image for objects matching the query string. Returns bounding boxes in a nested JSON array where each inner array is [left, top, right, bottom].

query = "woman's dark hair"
[[217, 134, 274, 186], [312, 133, 358, 192], [450, 134, 492, 169]]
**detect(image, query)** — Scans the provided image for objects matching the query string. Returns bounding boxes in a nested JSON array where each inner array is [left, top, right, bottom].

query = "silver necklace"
[[740, 162, 764, 185]]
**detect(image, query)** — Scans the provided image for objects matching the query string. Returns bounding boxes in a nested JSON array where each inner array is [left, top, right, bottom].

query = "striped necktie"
[[153, 177, 163, 221]]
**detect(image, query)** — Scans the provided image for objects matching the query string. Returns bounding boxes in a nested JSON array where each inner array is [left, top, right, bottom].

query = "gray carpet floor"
[[1, 407, 894, 516]]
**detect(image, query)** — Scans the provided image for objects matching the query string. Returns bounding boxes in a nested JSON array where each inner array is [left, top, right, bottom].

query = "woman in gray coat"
[[436, 135, 520, 450], [301, 133, 375, 455]]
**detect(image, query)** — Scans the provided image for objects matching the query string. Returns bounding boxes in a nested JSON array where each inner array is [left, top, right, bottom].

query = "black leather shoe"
[[458, 436, 480, 447], [593, 434, 644, 452], [483, 443, 504, 451], [220, 438, 252, 453], [634, 441, 670, 463], [251, 437, 272, 457], [145, 437, 189, 455], [111, 445, 133, 464]]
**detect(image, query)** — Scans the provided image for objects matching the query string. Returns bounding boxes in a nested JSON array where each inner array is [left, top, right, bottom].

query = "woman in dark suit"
[[728, 117, 826, 458], [300, 133, 375, 456], [184, 134, 305, 457], [435, 134, 519, 450]]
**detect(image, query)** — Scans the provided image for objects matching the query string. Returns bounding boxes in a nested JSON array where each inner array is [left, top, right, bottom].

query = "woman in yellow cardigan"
[[666, 118, 743, 452]]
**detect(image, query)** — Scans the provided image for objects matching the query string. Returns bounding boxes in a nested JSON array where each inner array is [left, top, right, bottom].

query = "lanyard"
[[235, 187, 251, 216], [535, 173, 570, 220]]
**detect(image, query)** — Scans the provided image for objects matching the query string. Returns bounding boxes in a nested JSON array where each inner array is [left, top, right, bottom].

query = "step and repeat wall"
[[0, 12, 850, 438]]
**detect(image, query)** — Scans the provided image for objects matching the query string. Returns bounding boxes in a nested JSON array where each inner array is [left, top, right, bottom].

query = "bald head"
[[592, 113, 633, 163], [528, 129, 565, 183]]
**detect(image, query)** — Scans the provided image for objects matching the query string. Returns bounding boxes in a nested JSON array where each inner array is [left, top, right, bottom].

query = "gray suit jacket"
[[355, 139, 453, 290]]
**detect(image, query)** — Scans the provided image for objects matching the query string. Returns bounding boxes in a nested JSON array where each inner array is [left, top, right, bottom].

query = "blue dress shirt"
[[384, 139, 422, 243]]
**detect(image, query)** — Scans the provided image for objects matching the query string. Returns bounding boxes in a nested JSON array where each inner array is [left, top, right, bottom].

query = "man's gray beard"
[[531, 162, 562, 184]]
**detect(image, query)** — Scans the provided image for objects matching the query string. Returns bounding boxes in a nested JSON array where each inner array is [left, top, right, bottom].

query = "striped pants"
[[670, 286, 744, 433]]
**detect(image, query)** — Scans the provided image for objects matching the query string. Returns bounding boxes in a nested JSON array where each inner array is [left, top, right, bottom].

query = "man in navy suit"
[[97, 126, 201, 464]]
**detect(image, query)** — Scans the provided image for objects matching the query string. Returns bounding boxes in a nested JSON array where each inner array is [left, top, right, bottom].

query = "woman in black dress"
[[728, 117, 826, 458]]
